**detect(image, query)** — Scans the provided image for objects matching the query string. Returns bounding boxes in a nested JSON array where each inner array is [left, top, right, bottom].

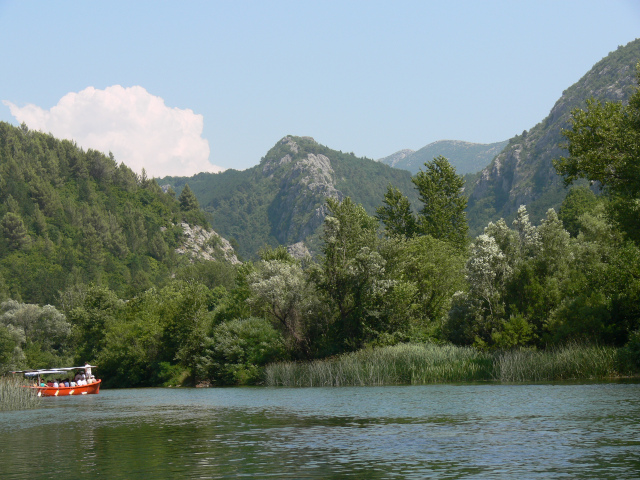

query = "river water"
[[1, 382, 639, 479]]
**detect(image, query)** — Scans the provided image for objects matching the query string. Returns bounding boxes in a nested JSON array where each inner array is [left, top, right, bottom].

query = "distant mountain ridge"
[[160, 39, 640, 256], [466, 38, 640, 233], [379, 139, 508, 175], [160, 136, 419, 259]]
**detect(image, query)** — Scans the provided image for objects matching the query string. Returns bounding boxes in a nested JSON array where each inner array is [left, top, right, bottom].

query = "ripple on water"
[[1, 383, 640, 479]]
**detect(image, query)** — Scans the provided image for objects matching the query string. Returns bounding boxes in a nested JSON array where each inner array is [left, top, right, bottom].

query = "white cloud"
[[3, 85, 223, 177]]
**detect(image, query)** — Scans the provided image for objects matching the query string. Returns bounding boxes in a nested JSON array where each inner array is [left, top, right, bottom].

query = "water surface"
[[1, 382, 639, 479]]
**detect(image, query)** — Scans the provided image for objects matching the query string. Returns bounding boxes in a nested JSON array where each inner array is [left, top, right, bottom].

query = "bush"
[[197, 317, 286, 385], [618, 330, 640, 374]]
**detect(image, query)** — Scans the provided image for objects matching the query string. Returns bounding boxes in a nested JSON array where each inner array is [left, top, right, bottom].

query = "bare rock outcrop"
[[174, 222, 240, 264]]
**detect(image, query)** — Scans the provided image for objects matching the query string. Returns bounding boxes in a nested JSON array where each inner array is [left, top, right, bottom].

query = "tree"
[[396, 235, 466, 331], [1, 212, 29, 250], [247, 259, 314, 357], [558, 186, 600, 237], [0, 300, 71, 368], [178, 183, 200, 212], [412, 156, 468, 247], [554, 64, 640, 242], [376, 185, 416, 237], [198, 317, 285, 385], [314, 197, 391, 352], [67, 285, 123, 364]]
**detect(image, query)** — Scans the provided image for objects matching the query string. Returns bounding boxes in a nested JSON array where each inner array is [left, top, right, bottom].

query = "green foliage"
[[0, 300, 71, 371], [313, 197, 391, 352], [555, 65, 640, 243], [247, 259, 316, 358], [178, 183, 199, 211], [619, 330, 640, 372], [393, 235, 466, 331], [412, 156, 468, 247], [0, 121, 216, 304], [558, 186, 600, 237], [447, 207, 576, 349], [376, 185, 416, 237], [1, 212, 29, 250], [198, 317, 286, 385], [67, 285, 123, 365]]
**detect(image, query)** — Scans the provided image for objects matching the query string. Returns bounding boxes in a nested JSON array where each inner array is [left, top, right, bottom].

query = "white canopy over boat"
[[12, 365, 98, 376]]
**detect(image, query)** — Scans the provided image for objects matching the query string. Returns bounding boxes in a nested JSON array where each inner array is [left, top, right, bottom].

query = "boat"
[[12, 365, 101, 397]]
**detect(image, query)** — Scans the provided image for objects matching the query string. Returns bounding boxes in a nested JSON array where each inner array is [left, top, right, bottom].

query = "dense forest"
[[2, 68, 640, 387]]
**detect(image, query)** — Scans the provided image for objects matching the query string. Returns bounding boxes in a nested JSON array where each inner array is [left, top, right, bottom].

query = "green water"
[[1, 382, 639, 479]]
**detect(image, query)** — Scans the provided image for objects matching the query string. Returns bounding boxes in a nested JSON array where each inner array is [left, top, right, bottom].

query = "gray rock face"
[[175, 222, 241, 264], [264, 136, 345, 252], [466, 39, 640, 232]]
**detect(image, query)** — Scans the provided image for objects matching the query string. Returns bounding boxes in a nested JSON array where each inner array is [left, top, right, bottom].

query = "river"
[[1, 382, 639, 479]]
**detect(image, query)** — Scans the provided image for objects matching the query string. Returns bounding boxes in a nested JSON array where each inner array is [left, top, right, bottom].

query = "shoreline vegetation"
[[0, 376, 40, 411], [264, 343, 637, 387]]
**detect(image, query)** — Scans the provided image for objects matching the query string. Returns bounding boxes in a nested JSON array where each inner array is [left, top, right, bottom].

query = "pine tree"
[[178, 184, 200, 211]]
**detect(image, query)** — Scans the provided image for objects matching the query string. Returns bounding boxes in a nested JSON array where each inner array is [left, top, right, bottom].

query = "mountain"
[[379, 140, 508, 175], [0, 122, 238, 305], [466, 39, 640, 233], [160, 136, 420, 259]]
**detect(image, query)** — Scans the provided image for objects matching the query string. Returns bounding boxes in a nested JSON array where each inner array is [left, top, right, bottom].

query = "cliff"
[[466, 39, 640, 233]]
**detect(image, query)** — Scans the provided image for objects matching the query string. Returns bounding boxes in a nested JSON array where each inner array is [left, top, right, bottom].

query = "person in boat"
[[75, 371, 82, 383], [53, 380, 59, 387]]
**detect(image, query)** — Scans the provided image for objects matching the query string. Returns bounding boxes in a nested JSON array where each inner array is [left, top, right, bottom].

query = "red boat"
[[13, 365, 101, 397]]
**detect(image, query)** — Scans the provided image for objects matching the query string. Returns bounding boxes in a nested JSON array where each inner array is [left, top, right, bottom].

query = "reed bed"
[[495, 344, 619, 382], [264, 343, 623, 387], [264, 343, 493, 387], [0, 376, 40, 411]]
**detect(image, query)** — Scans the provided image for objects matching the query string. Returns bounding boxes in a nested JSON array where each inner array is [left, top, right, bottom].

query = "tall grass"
[[0, 376, 41, 411], [264, 343, 625, 387], [495, 344, 619, 382]]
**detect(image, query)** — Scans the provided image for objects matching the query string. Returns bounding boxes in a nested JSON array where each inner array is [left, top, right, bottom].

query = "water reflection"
[[1, 383, 639, 479]]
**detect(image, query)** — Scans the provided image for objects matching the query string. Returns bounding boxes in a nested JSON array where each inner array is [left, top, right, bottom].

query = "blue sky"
[[1, 0, 639, 177]]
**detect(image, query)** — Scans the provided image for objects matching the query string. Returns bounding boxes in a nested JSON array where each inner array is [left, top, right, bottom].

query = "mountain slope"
[[466, 39, 640, 233], [161, 136, 420, 259], [0, 122, 237, 304], [379, 140, 508, 175]]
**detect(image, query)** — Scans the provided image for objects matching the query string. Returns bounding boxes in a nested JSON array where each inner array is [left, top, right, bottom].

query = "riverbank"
[[0, 376, 40, 411], [264, 343, 638, 387]]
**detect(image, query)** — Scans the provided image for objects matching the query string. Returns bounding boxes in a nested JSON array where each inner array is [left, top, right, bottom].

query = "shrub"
[[198, 317, 286, 385]]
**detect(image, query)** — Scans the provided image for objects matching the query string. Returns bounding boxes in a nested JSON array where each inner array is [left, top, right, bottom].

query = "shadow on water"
[[1, 382, 640, 479]]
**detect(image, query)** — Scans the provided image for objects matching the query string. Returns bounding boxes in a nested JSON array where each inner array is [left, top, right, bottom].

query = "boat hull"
[[30, 379, 101, 397]]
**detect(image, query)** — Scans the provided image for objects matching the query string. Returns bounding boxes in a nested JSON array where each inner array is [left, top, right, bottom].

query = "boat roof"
[[11, 365, 97, 375]]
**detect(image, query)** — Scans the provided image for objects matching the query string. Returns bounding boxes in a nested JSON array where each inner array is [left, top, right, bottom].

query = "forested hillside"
[[0, 122, 226, 304], [379, 139, 508, 175], [466, 39, 640, 233], [161, 136, 420, 259]]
